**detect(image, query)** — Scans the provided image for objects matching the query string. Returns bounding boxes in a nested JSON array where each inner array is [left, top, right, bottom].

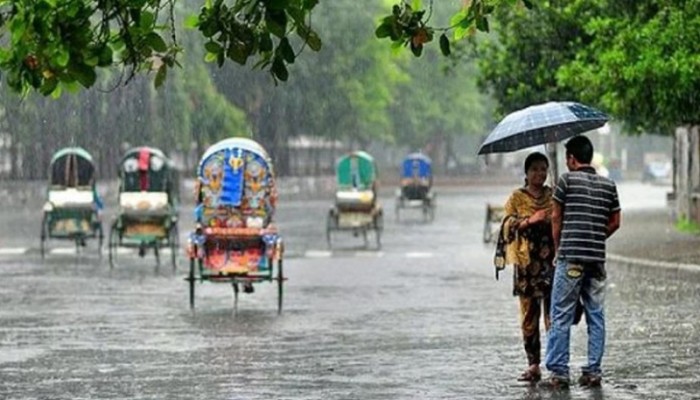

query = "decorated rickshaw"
[[40, 147, 104, 257], [108, 146, 180, 269], [394, 152, 436, 221], [187, 138, 284, 312], [326, 151, 383, 249]]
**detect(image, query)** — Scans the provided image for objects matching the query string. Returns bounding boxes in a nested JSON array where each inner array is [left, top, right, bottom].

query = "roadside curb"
[[607, 253, 700, 273]]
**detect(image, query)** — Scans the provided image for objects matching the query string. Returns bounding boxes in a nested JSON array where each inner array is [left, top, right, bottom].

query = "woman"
[[498, 152, 554, 382]]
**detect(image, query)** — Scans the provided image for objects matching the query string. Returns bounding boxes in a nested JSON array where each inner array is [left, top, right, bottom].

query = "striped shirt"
[[553, 166, 620, 263]]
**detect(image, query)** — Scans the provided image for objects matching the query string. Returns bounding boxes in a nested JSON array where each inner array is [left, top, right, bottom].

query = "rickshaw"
[[395, 152, 436, 221], [186, 138, 284, 312], [108, 146, 180, 269], [40, 147, 104, 258], [326, 151, 383, 249]]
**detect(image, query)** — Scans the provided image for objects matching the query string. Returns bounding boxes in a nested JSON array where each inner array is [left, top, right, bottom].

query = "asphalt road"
[[0, 182, 698, 399]]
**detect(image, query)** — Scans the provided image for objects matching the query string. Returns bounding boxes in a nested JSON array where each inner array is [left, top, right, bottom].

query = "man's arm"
[[551, 200, 563, 252], [607, 210, 621, 238]]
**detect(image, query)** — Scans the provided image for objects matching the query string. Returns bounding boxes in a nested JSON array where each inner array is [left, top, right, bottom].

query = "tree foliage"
[[477, 0, 700, 135], [475, 1, 588, 117], [557, 0, 700, 133], [0, 0, 531, 96]]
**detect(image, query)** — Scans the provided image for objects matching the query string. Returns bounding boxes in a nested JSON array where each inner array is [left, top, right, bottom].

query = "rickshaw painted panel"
[[203, 247, 268, 274], [196, 139, 277, 229]]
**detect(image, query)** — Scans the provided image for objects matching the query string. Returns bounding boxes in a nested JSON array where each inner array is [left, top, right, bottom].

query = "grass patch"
[[675, 217, 700, 234]]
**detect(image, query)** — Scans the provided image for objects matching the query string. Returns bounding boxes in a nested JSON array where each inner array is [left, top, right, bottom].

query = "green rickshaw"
[[108, 146, 180, 269], [40, 147, 104, 258], [326, 151, 383, 249]]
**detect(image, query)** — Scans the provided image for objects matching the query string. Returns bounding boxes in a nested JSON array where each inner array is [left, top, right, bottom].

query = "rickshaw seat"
[[48, 188, 94, 208], [335, 189, 375, 211], [119, 192, 169, 214]]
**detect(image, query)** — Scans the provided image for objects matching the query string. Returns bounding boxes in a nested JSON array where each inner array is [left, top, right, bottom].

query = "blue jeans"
[[545, 259, 606, 379]]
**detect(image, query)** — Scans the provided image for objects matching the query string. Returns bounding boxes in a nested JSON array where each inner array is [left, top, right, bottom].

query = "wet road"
[[0, 182, 698, 399]]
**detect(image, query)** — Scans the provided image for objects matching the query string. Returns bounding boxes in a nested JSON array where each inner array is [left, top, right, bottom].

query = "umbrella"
[[477, 101, 609, 155]]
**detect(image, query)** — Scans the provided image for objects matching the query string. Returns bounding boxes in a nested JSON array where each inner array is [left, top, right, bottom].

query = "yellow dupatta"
[[501, 187, 553, 268]]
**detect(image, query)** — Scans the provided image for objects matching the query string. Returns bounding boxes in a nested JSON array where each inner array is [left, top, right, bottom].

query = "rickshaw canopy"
[[119, 146, 174, 193], [195, 137, 277, 227], [336, 151, 377, 190], [401, 153, 432, 180], [49, 147, 95, 187]]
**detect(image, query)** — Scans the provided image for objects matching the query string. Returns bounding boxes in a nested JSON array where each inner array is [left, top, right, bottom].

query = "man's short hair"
[[565, 135, 594, 164]]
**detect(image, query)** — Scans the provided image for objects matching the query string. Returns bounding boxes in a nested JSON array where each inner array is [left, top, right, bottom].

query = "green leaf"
[[411, 0, 422, 10], [55, 48, 70, 67], [140, 11, 155, 29], [204, 52, 217, 63], [50, 83, 62, 99], [271, 56, 288, 81], [184, 14, 200, 29], [259, 33, 273, 52], [410, 41, 423, 57], [10, 18, 26, 44], [154, 64, 167, 88], [296, 25, 321, 51], [450, 10, 468, 27], [40, 77, 58, 95], [266, 10, 287, 38], [454, 25, 468, 41], [70, 63, 96, 88], [227, 43, 249, 65], [522, 0, 534, 9], [278, 37, 295, 63], [476, 16, 489, 32], [375, 22, 393, 39], [97, 46, 113, 67], [268, 0, 289, 10], [145, 32, 168, 52], [204, 41, 222, 54], [84, 54, 99, 67], [439, 33, 450, 56]]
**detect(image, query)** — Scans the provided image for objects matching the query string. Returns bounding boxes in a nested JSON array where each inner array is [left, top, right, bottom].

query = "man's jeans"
[[545, 259, 606, 379]]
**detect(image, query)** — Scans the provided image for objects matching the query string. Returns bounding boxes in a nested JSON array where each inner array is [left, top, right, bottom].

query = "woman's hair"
[[524, 152, 549, 173]]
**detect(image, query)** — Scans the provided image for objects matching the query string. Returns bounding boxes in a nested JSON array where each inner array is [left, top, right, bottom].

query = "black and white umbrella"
[[477, 101, 609, 155]]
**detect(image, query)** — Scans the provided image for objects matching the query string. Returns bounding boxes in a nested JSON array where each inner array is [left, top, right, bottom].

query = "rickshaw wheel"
[[277, 258, 284, 314], [40, 215, 48, 260], [153, 243, 160, 268], [232, 283, 239, 313], [374, 211, 383, 250], [188, 257, 196, 309], [97, 223, 104, 258], [108, 223, 119, 269], [326, 209, 336, 249], [169, 225, 179, 272]]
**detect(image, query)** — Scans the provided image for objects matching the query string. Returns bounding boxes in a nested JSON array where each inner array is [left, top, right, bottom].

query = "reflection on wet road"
[[0, 183, 698, 399]]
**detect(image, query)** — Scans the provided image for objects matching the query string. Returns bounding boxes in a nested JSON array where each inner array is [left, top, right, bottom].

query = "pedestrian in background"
[[541, 135, 621, 389], [496, 152, 555, 382]]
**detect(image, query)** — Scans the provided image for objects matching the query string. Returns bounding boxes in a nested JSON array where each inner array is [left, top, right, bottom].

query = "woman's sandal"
[[517, 367, 542, 382]]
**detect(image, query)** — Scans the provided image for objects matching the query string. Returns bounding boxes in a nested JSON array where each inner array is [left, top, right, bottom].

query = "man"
[[540, 135, 621, 389]]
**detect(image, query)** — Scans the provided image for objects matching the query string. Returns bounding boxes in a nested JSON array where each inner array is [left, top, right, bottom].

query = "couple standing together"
[[498, 135, 621, 389]]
